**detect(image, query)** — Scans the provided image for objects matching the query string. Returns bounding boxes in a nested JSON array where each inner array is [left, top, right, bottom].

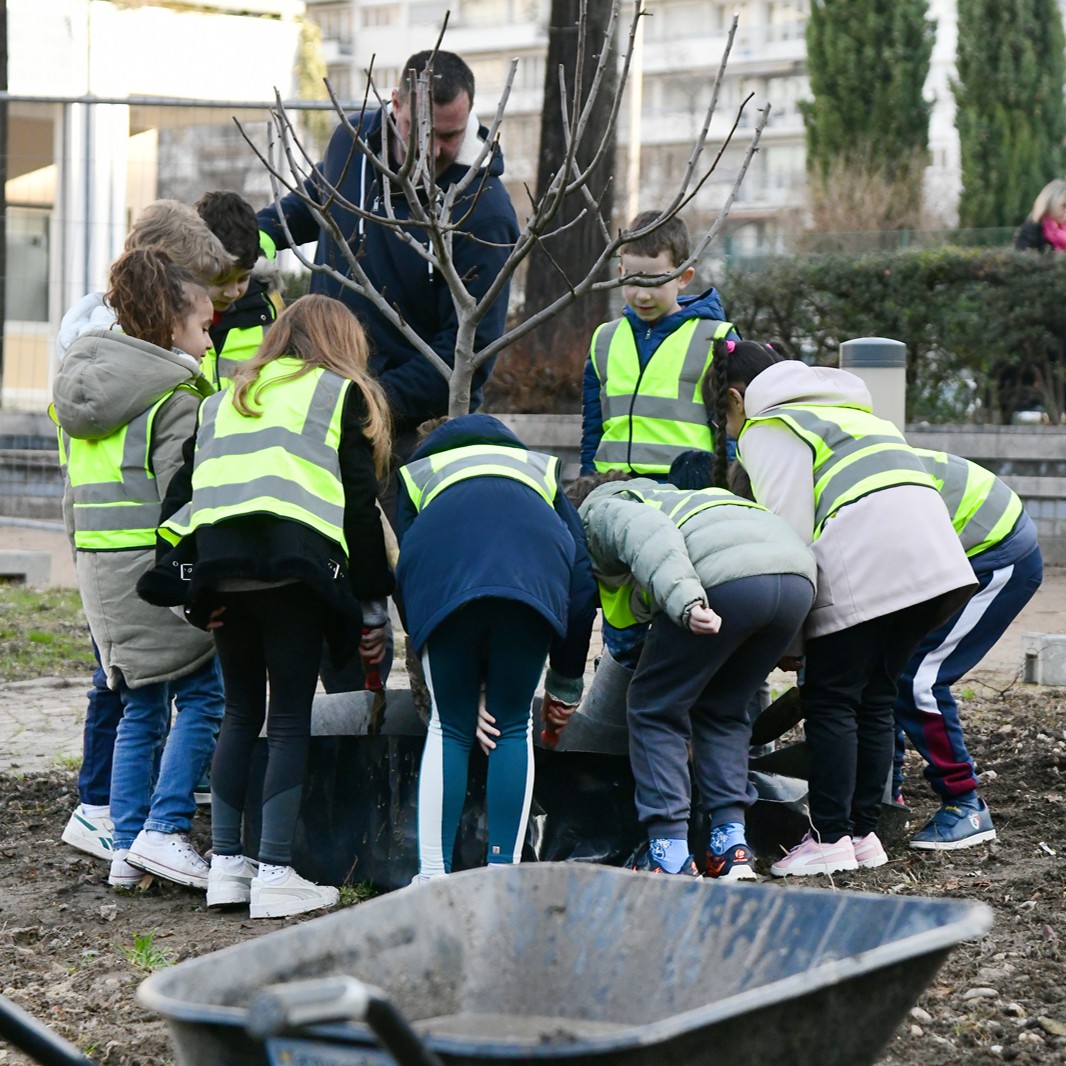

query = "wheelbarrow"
[[134, 862, 992, 1066]]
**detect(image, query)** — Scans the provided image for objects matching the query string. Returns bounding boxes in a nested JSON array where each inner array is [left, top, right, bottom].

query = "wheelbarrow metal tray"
[[138, 863, 992, 1066]]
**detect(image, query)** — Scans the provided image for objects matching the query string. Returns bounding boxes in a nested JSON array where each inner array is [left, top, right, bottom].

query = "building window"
[[6, 207, 49, 323], [361, 4, 400, 28]]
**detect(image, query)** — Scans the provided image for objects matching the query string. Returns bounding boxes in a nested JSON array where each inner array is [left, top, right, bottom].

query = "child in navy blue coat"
[[395, 414, 597, 880]]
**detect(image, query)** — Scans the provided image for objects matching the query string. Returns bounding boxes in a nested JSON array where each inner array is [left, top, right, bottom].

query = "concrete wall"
[[7, 410, 1066, 563]]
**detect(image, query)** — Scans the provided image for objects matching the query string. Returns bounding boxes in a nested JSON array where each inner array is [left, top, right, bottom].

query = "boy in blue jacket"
[[581, 210, 737, 669]]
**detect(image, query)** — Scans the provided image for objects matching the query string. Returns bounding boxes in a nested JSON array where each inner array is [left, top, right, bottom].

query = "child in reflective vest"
[[709, 341, 977, 877], [573, 477, 815, 879], [140, 294, 394, 919], [53, 247, 224, 892], [395, 414, 597, 881], [894, 450, 1043, 849]]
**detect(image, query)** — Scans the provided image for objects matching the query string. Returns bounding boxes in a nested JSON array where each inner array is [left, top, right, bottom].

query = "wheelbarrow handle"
[[0, 993, 98, 1066], [247, 976, 445, 1066]]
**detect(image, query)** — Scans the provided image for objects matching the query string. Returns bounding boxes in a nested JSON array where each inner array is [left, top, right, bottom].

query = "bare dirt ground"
[[1, 528, 1065, 1065]]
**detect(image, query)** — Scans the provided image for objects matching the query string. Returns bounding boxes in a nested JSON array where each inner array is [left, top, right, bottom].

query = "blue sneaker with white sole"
[[909, 794, 996, 851]]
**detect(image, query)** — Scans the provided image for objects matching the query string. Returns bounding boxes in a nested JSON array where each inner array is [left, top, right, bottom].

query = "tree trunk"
[[520, 0, 618, 364]]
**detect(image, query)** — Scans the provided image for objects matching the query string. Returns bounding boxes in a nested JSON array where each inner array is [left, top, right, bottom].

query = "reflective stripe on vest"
[[62, 391, 179, 551], [399, 445, 559, 512], [202, 323, 269, 392], [590, 318, 733, 474], [162, 359, 350, 554], [916, 449, 1023, 557], [595, 484, 765, 628], [740, 403, 935, 539]]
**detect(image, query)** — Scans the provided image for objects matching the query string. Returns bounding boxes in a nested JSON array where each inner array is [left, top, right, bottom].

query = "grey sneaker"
[[249, 868, 340, 919], [108, 849, 144, 889], [127, 831, 209, 889], [62, 806, 114, 861], [207, 856, 259, 907]]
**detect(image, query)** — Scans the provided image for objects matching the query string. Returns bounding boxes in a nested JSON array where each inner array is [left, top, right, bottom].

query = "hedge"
[[722, 248, 1066, 423]]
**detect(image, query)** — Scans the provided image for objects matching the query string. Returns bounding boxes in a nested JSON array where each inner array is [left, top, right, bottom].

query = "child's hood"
[[409, 413, 528, 462], [52, 329, 204, 440], [743, 360, 873, 420], [56, 292, 116, 361]]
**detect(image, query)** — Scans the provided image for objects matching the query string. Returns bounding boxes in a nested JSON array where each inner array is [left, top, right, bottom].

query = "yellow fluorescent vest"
[[161, 358, 351, 555], [596, 484, 767, 629], [399, 445, 560, 513], [57, 389, 195, 552], [915, 449, 1023, 557], [739, 402, 937, 540], [591, 317, 733, 474]]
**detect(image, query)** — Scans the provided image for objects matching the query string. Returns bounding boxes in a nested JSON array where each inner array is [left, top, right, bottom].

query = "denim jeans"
[[109, 657, 224, 851], [76, 634, 125, 807]]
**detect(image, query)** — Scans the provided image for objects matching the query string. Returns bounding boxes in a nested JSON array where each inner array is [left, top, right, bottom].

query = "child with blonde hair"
[[140, 294, 394, 918]]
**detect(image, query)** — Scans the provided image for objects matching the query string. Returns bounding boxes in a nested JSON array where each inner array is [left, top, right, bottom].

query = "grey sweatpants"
[[627, 573, 813, 839]]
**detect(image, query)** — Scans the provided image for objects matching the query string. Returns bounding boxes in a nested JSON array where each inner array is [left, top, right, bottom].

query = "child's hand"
[[540, 695, 578, 748], [205, 605, 226, 631], [686, 604, 721, 634], [778, 655, 804, 672], [476, 705, 500, 755], [359, 624, 387, 664]]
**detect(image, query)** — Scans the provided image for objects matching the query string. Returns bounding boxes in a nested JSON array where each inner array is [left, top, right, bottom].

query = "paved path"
[[2, 520, 1064, 775]]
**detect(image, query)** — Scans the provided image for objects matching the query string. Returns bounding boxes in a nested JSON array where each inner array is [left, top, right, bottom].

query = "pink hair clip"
[[725, 340, 736, 354]]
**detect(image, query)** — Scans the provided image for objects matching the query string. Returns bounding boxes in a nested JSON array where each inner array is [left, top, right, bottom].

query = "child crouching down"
[[139, 294, 394, 919], [574, 478, 816, 879], [711, 341, 978, 875], [395, 414, 597, 881]]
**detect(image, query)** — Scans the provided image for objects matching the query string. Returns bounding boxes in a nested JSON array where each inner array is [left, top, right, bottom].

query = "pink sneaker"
[[770, 831, 858, 877], [852, 832, 888, 869]]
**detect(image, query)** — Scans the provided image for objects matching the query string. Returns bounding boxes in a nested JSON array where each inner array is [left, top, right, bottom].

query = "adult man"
[[258, 50, 519, 449]]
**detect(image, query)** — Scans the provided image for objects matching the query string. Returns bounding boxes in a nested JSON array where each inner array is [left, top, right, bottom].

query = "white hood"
[[744, 361, 873, 419]]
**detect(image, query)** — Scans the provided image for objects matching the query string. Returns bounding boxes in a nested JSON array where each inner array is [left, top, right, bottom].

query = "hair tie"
[[725, 340, 736, 354]]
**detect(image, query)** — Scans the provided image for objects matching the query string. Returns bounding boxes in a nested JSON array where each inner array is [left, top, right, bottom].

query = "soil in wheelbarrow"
[[1, 683, 1065, 1066]]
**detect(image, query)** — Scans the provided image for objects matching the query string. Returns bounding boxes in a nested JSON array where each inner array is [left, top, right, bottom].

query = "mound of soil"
[[1, 683, 1065, 1066]]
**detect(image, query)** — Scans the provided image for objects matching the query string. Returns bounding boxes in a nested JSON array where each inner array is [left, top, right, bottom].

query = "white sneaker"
[[852, 831, 889, 869], [769, 831, 859, 877], [249, 868, 340, 919], [108, 849, 144, 889], [127, 830, 209, 890], [62, 806, 114, 861], [207, 856, 260, 907]]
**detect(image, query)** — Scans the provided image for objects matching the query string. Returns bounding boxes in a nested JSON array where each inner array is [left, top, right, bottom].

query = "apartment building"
[[305, 0, 1066, 251]]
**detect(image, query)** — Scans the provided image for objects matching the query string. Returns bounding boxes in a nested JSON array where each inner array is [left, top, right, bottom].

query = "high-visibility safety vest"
[[739, 403, 936, 540], [595, 484, 767, 629], [399, 444, 560, 513], [202, 318, 271, 392], [915, 448, 1023, 557], [161, 358, 351, 555], [55, 383, 207, 552], [590, 317, 734, 474]]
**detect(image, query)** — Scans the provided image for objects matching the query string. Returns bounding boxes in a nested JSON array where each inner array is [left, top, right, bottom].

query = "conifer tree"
[[955, 0, 1066, 229], [802, 0, 933, 230]]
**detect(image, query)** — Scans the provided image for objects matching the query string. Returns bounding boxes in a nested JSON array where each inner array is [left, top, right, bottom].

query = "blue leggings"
[[418, 599, 554, 876]]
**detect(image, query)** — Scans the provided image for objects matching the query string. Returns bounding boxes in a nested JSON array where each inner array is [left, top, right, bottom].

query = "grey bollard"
[[839, 337, 907, 431]]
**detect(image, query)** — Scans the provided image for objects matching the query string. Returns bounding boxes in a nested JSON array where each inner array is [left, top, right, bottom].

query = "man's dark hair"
[[398, 50, 475, 107], [621, 210, 690, 269], [194, 191, 260, 271]]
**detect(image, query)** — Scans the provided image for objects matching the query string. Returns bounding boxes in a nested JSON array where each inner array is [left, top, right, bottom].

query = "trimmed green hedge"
[[723, 248, 1066, 423]]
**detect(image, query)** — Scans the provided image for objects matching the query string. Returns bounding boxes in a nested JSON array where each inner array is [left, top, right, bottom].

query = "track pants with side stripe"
[[893, 515, 1043, 801], [418, 599, 554, 877]]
